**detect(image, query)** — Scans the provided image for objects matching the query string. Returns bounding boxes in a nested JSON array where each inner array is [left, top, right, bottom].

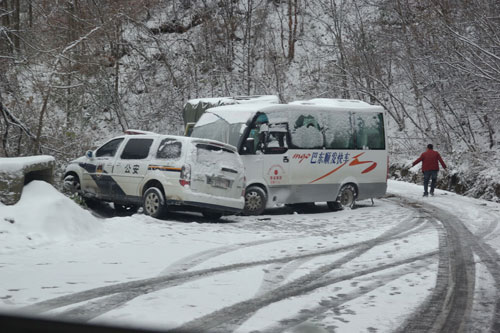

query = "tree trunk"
[[28, 0, 32, 28], [13, 0, 19, 51], [287, 0, 299, 61]]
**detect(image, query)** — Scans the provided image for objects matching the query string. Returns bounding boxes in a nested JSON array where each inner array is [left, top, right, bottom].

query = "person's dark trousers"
[[423, 170, 438, 195]]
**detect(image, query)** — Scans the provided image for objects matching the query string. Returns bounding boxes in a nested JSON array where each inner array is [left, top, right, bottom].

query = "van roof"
[[203, 99, 384, 124], [111, 133, 238, 152]]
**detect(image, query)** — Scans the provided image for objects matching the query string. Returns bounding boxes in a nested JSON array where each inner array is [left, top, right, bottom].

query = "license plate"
[[208, 177, 230, 189]]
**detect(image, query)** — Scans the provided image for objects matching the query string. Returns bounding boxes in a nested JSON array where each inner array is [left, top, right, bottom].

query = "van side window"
[[290, 114, 323, 149], [355, 113, 385, 149], [157, 138, 182, 160], [324, 112, 355, 149], [95, 138, 124, 157], [120, 138, 154, 159], [263, 123, 289, 154]]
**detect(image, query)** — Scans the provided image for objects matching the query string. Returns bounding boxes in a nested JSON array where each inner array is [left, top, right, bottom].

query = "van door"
[[260, 123, 290, 203], [82, 138, 124, 198], [190, 142, 243, 200], [113, 138, 154, 200]]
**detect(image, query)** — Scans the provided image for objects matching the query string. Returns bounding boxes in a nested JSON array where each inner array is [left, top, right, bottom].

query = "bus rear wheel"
[[243, 186, 267, 215], [334, 184, 357, 209]]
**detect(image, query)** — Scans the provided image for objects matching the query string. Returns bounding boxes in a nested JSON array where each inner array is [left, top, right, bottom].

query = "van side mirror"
[[86, 150, 94, 159], [242, 138, 255, 155]]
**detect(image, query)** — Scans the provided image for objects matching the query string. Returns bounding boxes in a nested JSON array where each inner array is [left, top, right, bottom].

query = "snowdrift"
[[0, 181, 101, 253]]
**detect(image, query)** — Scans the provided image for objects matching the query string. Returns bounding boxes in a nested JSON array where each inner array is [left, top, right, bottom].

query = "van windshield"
[[191, 113, 247, 147]]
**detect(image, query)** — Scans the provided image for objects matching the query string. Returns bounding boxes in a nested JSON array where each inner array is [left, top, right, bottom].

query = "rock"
[[0, 156, 55, 205]]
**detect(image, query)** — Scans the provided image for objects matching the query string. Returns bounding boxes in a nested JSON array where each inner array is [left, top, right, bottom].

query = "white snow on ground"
[[0, 179, 499, 332], [0, 181, 101, 254], [389, 180, 500, 253]]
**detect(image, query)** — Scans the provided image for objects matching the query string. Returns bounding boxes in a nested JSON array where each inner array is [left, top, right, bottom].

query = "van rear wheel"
[[243, 186, 267, 215], [143, 187, 167, 218]]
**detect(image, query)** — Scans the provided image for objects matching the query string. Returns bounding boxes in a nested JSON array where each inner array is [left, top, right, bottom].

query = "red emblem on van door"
[[268, 165, 285, 185]]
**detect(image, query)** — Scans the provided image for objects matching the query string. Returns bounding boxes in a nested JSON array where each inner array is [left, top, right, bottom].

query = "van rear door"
[[189, 141, 244, 199]]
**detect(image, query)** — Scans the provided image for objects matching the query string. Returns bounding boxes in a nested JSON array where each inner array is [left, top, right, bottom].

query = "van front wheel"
[[143, 187, 167, 218], [243, 186, 267, 215]]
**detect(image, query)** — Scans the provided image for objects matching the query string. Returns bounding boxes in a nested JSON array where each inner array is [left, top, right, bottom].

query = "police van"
[[64, 131, 245, 219], [191, 99, 388, 215]]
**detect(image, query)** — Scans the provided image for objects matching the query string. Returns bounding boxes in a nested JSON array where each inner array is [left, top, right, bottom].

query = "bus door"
[[260, 123, 290, 199]]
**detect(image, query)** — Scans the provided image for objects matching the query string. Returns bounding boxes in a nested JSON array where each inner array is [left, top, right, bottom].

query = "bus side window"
[[355, 113, 385, 150], [324, 112, 354, 150], [290, 114, 323, 149]]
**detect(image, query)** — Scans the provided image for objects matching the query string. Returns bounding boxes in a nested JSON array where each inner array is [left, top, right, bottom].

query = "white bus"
[[191, 98, 388, 215]]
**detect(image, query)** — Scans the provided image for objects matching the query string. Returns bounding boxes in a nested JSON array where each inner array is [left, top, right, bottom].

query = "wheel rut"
[[258, 257, 435, 333], [391, 196, 500, 333], [173, 215, 430, 332], [59, 238, 288, 320], [23, 210, 424, 319]]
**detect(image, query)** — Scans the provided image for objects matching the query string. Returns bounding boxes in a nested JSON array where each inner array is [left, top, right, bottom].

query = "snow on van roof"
[[186, 95, 279, 106], [289, 98, 375, 108]]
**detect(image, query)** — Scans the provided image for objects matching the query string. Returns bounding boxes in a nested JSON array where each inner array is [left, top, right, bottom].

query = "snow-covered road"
[[1, 180, 500, 332]]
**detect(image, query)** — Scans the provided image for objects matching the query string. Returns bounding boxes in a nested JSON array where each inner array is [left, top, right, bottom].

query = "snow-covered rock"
[[0, 181, 101, 254]]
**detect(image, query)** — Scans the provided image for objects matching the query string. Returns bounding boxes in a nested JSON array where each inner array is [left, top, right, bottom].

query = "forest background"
[[0, 0, 499, 201]]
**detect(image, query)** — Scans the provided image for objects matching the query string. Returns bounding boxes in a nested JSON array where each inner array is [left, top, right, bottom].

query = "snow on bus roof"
[[289, 98, 376, 108], [198, 98, 383, 126], [187, 95, 279, 106]]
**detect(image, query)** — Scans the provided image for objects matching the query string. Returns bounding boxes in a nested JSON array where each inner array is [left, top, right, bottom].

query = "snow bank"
[[0, 181, 101, 254], [0, 156, 55, 173]]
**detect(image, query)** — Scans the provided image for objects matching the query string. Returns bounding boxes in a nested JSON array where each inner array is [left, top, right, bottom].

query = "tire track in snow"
[[59, 238, 287, 320], [391, 196, 500, 333], [173, 252, 437, 333], [228, 212, 429, 331], [439, 209, 500, 333], [256, 257, 436, 333], [172, 215, 431, 332], [23, 212, 425, 316], [159, 238, 288, 276], [254, 211, 424, 298]]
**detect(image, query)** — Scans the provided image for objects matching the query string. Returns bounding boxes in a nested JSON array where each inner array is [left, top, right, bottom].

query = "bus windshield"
[[191, 113, 247, 148]]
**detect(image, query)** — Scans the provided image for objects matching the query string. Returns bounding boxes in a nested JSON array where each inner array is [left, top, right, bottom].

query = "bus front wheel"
[[243, 186, 267, 215]]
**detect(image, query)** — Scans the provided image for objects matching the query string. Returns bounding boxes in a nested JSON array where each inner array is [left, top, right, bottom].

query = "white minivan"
[[191, 99, 388, 215], [64, 131, 245, 219]]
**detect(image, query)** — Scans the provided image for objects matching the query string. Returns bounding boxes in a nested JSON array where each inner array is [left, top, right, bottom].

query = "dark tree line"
[[0, 0, 498, 164]]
